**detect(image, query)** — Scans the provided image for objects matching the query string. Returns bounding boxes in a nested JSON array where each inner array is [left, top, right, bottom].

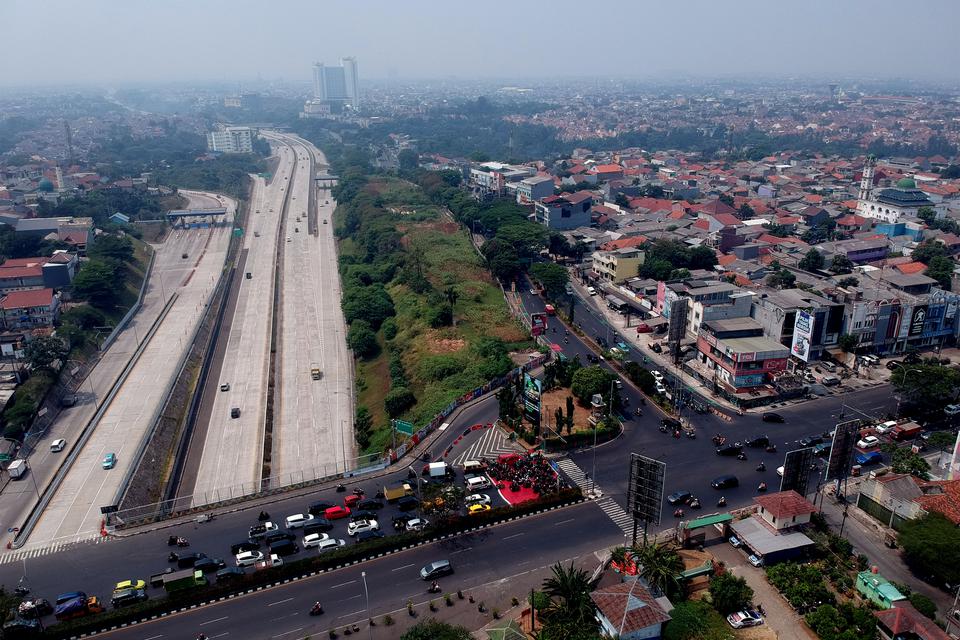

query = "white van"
[[465, 476, 491, 491], [462, 460, 485, 475]]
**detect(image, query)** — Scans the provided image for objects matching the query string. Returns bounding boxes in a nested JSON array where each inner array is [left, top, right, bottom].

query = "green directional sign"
[[394, 420, 415, 436], [233, 228, 243, 237]]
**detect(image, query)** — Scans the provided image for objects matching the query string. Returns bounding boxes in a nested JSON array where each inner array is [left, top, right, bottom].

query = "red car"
[[636, 323, 652, 333], [325, 506, 351, 520], [344, 494, 362, 508]]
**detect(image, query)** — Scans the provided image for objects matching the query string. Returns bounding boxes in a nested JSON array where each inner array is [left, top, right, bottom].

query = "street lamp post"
[[361, 571, 372, 640], [892, 365, 922, 418]]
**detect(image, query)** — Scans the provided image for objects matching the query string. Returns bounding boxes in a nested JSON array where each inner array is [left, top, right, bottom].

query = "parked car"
[[230, 541, 259, 555], [748, 554, 763, 567], [347, 519, 379, 536], [356, 499, 384, 511], [315, 538, 346, 553], [404, 518, 429, 532], [945, 404, 960, 417], [354, 530, 385, 543], [761, 412, 784, 423], [193, 557, 226, 573], [175, 552, 207, 569], [813, 443, 832, 458], [727, 610, 764, 629], [855, 451, 883, 466], [857, 435, 880, 449], [302, 519, 334, 535], [651, 371, 665, 383], [308, 501, 335, 516], [464, 494, 491, 506], [821, 375, 841, 386], [875, 421, 898, 435], [799, 435, 824, 448], [586, 286, 597, 296], [728, 536, 742, 548], [468, 503, 491, 515], [215, 567, 245, 583], [302, 533, 331, 549], [324, 506, 351, 520], [262, 530, 296, 545]]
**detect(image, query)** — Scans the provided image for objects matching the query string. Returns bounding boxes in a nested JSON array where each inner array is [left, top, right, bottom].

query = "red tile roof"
[[628, 197, 674, 213], [0, 288, 54, 310], [836, 214, 868, 227], [696, 199, 738, 216], [601, 236, 647, 251], [754, 490, 817, 519], [591, 581, 671, 635], [593, 164, 623, 174], [875, 602, 950, 640], [896, 262, 928, 275], [913, 478, 960, 525], [0, 265, 42, 279]]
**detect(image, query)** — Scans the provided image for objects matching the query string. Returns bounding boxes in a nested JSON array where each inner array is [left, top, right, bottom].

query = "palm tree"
[[541, 562, 598, 629], [634, 542, 684, 599], [445, 285, 459, 326]]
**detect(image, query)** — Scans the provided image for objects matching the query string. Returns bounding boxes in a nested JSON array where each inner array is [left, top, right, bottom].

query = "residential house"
[[754, 490, 817, 531], [856, 473, 960, 529], [534, 191, 593, 230], [592, 248, 645, 284], [0, 288, 60, 329], [590, 581, 671, 640], [727, 491, 817, 565], [875, 602, 952, 640], [515, 175, 555, 205]]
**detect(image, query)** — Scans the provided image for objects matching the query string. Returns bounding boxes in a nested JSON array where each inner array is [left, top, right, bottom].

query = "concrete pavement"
[[24, 193, 234, 546]]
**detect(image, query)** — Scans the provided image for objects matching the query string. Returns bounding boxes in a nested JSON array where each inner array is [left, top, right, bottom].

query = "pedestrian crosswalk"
[[450, 425, 521, 466], [0, 534, 101, 565], [556, 458, 636, 536]]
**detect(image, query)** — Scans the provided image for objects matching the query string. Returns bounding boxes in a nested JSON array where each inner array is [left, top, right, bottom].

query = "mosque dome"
[[896, 177, 916, 190]]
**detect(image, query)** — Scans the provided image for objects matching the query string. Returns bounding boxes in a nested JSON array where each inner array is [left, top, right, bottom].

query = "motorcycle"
[[757, 482, 768, 492], [168, 536, 189, 547], [309, 602, 324, 616], [168, 552, 179, 563], [673, 508, 684, 518], [737, 452, 747, 461], [639, 397, 646, 406], [717, 497, 726, 507], [374, 490, 385, 500], [407, 469, 417, 480], [686, 430, 696, 439], [353, 488, 365, 497], [258, 511, 270, 522], [428, 582, 442, 594], [13, 586, 29, 597], [673, 430, 681, 439], [335, 484, 346, 493], [658, 425, 668, 434], [634, 407, 643, 417], [765, 444, 777, 453], [689, 497, 701, 509], [756, 462, 766, 472]]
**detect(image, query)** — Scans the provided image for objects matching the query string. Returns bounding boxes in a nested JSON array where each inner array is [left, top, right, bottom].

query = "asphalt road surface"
[[25, 194, 234, 546], [270, 134, 354, 483], [190, 152, 290, 505]]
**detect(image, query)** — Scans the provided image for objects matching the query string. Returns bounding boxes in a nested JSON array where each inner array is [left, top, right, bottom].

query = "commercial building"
[[312, 58, 360, 108], [727, 491, 817, 565], [750, 288, 844, 363], [206, 125, 255, 154], [469, 163, 537, 200], [591, 247, 645, 284], [0, 252, 77, 292], [695, 317, 789, 396], [533, 191, 593, 230], [515, 175, 555, 205], [11, 217, 92, 254]]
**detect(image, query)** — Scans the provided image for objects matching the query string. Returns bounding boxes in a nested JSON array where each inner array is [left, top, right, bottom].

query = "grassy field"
[[338, 176, 532, 453]]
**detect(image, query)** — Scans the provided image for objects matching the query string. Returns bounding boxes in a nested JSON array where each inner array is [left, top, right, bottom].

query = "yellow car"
[[114, 579, 146, 592], [467, 504, 491, 516]]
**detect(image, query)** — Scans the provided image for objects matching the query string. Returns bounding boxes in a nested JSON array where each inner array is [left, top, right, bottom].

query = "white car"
[[651, 370, 664, 382], [586, 286, 597, 296], [284, 513, 315, 529], [727, 610, 763, 629], [748, 554, 763, 567], [347, 519, 379, 536], [50, 439, 66, 453], [316, 538, 346, 552], [655, 383, 667, 395], [875, 421, 898, 435], [776, 466, 784, 477], [303, 533, 331, 548], [464, 494, 491, 506], [857, 435, 880, 449], [235, 551, 264, 567], [405, 518, 429, 532]]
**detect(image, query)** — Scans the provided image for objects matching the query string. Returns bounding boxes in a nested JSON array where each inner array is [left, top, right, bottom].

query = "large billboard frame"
[[825, 419, 860, 483], [780, 447, 814, 496], [626, 453, 666, 544], [522, 372, 542, 427], [791, 309, 814, 362]]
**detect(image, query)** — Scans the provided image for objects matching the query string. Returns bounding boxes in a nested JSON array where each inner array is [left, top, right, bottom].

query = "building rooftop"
[[0, 288, 54, 310], [718, 335, 791, 356], [754, 490, 817, 520], [702, 317, 762, 333], [875, 602, 951, 640], [590, 581, 671, 636], [729, 515, 815, 556]]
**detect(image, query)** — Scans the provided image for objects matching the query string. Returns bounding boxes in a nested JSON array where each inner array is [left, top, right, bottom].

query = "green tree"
[[73, 259, 123, 308], [497, 385, 519, 424], [830, 253, 854, 274], [890, 447, 930, 479], [384, 387, 416, 417], [541, 562, 599, 632], [635, 542, 685, 599], [898, 512, 960, 589], [354, 405, 373, 449], [615, 193, 631, 209], [347, 319, 379, 359], [738, 203, 755, 218], [565, 395, 575, 435], [400, 618, 472, 640], [397, 149, 420, 173], [342, 284, 395, 330], [496, 222, 548, 259], [482, 239, 522, 281], [891, 363, 960, 418], [838, 333, 858, 353], [570, 366, 613, 405], [909, 593, 937, 620], [837, 276, 860, 288], [925, 255, 954, 290], [762, 222, 790, 237], [24, 335, 67, 371], [662, 600, 716, 640], [708, 573, 754, 615], [88, 234, 135, 263], [766, 267, 796, 289], [927, 431, 956, 452], [799, 248, 825, 271], [912, 239, 946, 265], [529, 262, 569, 299]]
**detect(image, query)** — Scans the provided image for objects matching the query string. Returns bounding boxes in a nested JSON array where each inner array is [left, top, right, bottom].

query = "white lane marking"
[[210, 634, 229, 639], [450, 547, 473, 554], [335, 609, 367, 620], [392, 563, 415, 572], [144, 635, 164, 640], [271, 627, 303, 638], [268, 597, 294, 607], [330, 580, 357, 589], [554, 518, 575, 526], [200, 616, 229, 626], [503, 533, 524, 540]]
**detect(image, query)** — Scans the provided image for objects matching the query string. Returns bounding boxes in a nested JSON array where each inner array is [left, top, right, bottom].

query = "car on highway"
[[284, 513, 315, 529], [181, 253, 188, 259], [323, 219, 328, 224], [716, 444, 743, 456], [762, 412, 784, 423], [350, 509, 378, 522], [194, 557, 226, 573], [220, 383, 231, 392], [857, 435, 880, 449], [230, 407, 241, 418], [776, 466, 784, 477], [468, 503, 491, 516], [813, 443, 832, 458], [102, 453, 117, 469], [230, 540, 259, 555], [315, 538, 346, 553], [308, 501, 336, 516], [356, 499, 384, 510], [263, 530, 296, 546], [302, 533, 331, 549], [727, 610, 764, 629], [235, 551, 264, 567], [728, 536, 742, 548], [50, 438, 66, 453], [855, 451, 883, 466], [215, 567, 245, 584], [347, 519, 379, 536], [711, 475, 739, 489], [110, 587, 147, 608], [464, 494, 491, 506], [397, 496, 419, 512], [799, 435, 824, 448], [248, 522, 278, 539], [175, 552, 207, 569], [325, 505, 352, 520], [60, 394, 77, 407], [745, 435, 769, 448], [114, 579, 145, 592], [355, 530, 385, 543], [268, 539, 299, 556], [405, 517, 429, 532], [420, 560, 453, 580], [667, 491, 692, 506], [748, 554, 763, 567], [303, 519, 334, 536]]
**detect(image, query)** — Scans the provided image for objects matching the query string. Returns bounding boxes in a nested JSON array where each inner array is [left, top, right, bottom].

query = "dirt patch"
[[425, 332, 466, 354], [736, 626, 778, 640], [539, 387, 595, 432]]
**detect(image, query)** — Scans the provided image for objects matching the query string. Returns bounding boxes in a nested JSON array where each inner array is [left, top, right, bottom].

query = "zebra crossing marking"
[[0, 535, 101, 565], [555, 458, 636, 535], [451, 426, 520, 467]]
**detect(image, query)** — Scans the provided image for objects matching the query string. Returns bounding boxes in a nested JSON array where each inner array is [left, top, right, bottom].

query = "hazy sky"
[[3, 0, 960, 87]]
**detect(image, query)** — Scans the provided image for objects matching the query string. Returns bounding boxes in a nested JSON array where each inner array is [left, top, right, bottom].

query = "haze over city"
[[3, 0, 960, 86]]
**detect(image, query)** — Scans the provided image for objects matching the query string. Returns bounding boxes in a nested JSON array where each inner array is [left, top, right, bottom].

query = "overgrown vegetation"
[[898, 512, 960, 589], [332, 157, 531, 452]]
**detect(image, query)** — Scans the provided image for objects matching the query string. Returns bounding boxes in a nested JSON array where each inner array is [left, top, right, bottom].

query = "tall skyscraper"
[[311, 58, 359, 109]]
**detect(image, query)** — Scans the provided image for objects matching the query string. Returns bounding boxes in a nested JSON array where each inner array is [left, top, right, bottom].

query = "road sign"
[[780, 447, 814, 496], [394, 420, 415, 436], [627, 453, 666, 532]]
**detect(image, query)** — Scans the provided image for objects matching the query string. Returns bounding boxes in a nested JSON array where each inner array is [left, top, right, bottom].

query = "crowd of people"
[[485, 452, 565, 496]]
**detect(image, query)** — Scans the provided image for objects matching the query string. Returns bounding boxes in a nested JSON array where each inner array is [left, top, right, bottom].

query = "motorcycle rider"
[[717, 496, 726, 507]]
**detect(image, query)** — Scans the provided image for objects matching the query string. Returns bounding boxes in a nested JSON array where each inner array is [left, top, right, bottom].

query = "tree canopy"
[[639, 240, 717, 281], [529, 262, 569, 299], [799, 248, 824, 271], [400, 619, 472, 640], [898, 512, 960, 590]]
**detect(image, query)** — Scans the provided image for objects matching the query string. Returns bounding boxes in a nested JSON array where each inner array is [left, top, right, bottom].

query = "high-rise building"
[[206, 125, 255, 153], [311, 58, 359, 109]]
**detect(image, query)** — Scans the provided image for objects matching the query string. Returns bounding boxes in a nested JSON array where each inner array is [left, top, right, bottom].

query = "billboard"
[[627, 453, 666, 528], [522, 372, 542, 426], [791, 310, 814, 362], [780, 447, 814, 496], [825, 419, 860, 482], [908, 305, 928, 337]]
